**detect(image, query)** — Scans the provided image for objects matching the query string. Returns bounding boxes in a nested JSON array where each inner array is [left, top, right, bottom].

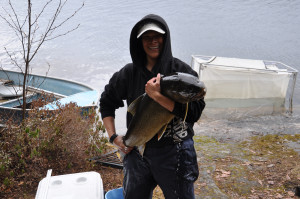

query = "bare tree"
[[0, 0, 84, 121]]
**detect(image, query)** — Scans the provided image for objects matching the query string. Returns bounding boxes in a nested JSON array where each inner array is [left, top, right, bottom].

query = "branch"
[[31, 0, 53, 26], [44, 23, 80, 41], [0, 8, 23, 45], [2, 0, 84, 71], [0, 9, 17, 30], [32, 62, 51, 90], [1, 4, 18, 30], [2, 0, 29, 62], [7, 0, 23, 41], [30, 20, 40, 46], [29, 0, 84, 62], [0, 14, 20, 39], [49, 1, 84, 32], [44, 0, 62, 34], [4, 47, 23, 71], [28, 0, 63, 62], [20, 15, 28, 30], [26, 0, 32, 64]]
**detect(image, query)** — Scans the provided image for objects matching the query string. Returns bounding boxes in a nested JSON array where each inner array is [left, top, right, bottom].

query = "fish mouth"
[[192, 88, 206, 101], [163, 89, 206, 104]]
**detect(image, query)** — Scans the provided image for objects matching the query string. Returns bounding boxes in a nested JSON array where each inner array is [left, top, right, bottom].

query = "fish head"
[[160, 72, 206, 103]]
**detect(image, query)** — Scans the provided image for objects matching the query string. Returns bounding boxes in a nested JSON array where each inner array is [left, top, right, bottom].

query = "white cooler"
[[35, 170, 104, 199]]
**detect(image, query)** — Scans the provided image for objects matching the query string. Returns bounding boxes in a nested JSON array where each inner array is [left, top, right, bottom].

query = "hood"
[[130, 14, 173, 75]]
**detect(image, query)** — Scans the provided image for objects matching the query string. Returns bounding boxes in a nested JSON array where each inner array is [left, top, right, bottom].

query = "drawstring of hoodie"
[[182, 103, 188, 131]]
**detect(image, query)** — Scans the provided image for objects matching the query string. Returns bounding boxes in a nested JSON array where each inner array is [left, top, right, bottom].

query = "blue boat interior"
[[0, 70, 98, 110]]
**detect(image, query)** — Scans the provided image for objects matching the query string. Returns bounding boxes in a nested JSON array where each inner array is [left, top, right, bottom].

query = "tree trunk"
[[22, 0, 32, 121]]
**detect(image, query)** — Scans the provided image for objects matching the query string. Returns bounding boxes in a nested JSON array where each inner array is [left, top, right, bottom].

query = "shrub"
[[0, 97, 107, 196]]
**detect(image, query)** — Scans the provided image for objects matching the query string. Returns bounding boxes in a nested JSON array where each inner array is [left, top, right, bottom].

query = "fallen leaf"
[[220, 169, 231, 175], [220, 173, 230, 178], [242, 161, 252, 166], [253, 162, 263, 165], [287, 191, 294, 196], [217, 169, 231, 178], [249, 149, 256, 154], [267, 181, 274, 185]]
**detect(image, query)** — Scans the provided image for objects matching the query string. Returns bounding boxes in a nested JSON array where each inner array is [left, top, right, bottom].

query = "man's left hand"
[[145, 73, 161, 100]]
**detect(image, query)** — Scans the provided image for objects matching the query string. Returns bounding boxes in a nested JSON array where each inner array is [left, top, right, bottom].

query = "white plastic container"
[[35, 171, 104, 199]]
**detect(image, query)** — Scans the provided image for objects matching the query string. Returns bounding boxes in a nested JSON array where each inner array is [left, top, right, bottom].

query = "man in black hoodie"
[[100, 14, 205, 199]]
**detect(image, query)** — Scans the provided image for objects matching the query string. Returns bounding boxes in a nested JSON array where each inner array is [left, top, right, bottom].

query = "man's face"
[[142, 31, 164, 60]]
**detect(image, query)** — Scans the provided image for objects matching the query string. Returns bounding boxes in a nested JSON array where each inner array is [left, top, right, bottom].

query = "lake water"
[[1, 0, 300, 132]]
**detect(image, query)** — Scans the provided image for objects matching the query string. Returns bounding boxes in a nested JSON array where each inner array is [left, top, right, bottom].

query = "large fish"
[[123, 72, 206, 153]]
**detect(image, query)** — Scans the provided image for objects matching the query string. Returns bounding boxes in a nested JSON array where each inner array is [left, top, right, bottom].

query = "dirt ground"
[[2, 114, 300, 198], [192, 114, 300, 198]]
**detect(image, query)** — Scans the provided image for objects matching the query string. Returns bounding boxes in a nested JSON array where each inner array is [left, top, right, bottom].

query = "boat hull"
[[0, 69, 99, 123]]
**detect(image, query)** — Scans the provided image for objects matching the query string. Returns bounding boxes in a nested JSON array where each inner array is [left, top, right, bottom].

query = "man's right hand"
[[103, 116, 133, 154], [113, 135, 133, 154]]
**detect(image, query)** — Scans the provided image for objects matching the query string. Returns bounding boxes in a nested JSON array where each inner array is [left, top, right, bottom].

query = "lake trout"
[[123, 72, 206, 154]]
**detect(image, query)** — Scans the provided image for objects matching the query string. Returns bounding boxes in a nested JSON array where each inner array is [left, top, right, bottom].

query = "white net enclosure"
[[191, 55, 298, 119]]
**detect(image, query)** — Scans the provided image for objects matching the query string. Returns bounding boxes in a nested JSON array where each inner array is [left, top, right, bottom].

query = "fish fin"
[[138, 144, 146, 156], [127, 94, 145, 116], [157, 124, 168, 141]]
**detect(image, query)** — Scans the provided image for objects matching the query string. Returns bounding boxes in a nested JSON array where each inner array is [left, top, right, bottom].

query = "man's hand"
[[113, 135, 133, 154], [145, 73, 175, 112], [103, 117, 133, 154], [145, 73, 161, 100]]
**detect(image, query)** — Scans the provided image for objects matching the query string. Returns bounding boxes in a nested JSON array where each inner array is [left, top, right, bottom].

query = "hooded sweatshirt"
[[100, 14, 205, 147]]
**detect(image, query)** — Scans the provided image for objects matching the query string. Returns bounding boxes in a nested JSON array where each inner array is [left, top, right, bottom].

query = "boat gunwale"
[[0, 69, 96, 92]]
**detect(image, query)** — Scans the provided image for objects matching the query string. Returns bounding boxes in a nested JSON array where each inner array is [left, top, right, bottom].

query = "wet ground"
[[192, 114, 300, 198], [194, 114, 300, 143]]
